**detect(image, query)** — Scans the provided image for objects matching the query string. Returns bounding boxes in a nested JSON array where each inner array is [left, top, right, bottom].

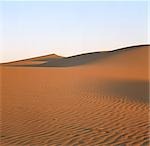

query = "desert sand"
[[0, 45, 149, 145]]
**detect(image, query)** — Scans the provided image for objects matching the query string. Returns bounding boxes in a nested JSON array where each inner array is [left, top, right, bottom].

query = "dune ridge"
[[1, 45, 149, 145], [2, 44, 149, 68]]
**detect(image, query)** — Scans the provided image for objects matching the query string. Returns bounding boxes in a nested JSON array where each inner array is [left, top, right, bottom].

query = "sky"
[[0, 1, 149, 63]]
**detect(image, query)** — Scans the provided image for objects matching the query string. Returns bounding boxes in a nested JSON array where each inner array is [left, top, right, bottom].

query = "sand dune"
[[1, 45, 149, 145], [2, 54, 61, 66], [4, 45, 148, 68]]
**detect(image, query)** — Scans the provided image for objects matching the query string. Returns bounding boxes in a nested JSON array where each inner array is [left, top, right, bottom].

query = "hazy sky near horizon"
[[0, 1, 148, 63]]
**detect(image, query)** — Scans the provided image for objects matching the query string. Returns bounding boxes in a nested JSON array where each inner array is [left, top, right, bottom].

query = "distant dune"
[[2, 54, 62, 66], [1, 45, 149, 145], [3, 45, 149, 68]]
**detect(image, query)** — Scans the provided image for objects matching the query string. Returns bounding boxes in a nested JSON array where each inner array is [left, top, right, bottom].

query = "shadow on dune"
[[101, 80, 149, 103], [27, 52, 109, 67]]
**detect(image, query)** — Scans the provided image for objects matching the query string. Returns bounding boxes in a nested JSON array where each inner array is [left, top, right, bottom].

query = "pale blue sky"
[[0, 1, 148, 63]]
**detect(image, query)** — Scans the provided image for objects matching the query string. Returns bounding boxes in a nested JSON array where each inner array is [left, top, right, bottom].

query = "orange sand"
[[0, 45, 149, 145]]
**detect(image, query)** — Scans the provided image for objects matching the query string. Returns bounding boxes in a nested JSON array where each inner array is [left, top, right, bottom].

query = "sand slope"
[[1, 45, 149, 145]]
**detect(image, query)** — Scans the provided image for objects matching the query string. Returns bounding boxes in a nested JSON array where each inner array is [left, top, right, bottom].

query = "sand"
[[0, 45, 149, 145]]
